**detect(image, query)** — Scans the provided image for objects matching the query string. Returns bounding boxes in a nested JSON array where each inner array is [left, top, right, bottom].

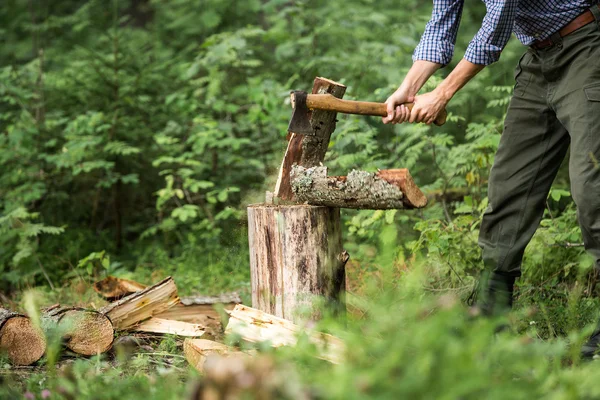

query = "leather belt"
[[533, 5, 598, 49]]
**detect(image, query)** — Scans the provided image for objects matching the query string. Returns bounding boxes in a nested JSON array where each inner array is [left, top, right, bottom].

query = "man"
[[383, 1, 600, 357]]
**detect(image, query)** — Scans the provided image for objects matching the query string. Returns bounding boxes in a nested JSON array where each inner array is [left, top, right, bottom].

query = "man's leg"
[[550, 13, 600, 357], [477, 49, 570, 315]]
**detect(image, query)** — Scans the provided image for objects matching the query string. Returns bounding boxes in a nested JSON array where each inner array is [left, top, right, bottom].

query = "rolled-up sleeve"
[[413, 0, 464, 66], [464, 1, 518, 65]]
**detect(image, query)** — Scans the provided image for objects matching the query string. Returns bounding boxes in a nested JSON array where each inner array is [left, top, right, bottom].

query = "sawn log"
[[0, 308, 46, 365], [41, 306, 114, 356]]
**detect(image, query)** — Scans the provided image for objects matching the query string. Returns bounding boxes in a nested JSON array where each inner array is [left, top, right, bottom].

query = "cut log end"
[[59, 310, 113, 356], [0, 316, 46, 366]]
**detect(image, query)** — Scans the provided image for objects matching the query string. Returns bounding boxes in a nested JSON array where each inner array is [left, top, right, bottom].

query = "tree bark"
[[0, 308, 46, 365], [247, 204, 347, 323], [274, 77, 347, 200], [225, 304, 344, 364], [41, 306, 113, 356], [291, 166, 428, 209], [100, 276, 179, 330]]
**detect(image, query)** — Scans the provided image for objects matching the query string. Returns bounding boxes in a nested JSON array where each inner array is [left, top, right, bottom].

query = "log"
[[0, 308, 46, 365], [247, 204, 347, 322], [225, 304, 344, 364], [133, 317, 204, 337], [274, 77, 347, 200], [290, 165, 428, 209], [184, 339, 250, 374], [93, 276, 147, 300], [41, 306, 113, 356], [100, 276, 179, 330]]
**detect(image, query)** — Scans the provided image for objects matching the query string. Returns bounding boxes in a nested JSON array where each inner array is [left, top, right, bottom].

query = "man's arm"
[[385, 0, 518, 125], [383, 0, 464, 124]]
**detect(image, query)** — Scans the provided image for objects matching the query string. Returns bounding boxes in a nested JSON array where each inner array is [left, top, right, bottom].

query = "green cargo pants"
[[478, 8, 600, 278]]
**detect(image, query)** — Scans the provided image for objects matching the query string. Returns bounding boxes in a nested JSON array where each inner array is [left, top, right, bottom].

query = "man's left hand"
[[409, 89, 450, 125]]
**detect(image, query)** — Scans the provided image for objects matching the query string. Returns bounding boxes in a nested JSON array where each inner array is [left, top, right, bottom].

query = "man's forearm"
[[401, 60, 443, 97], [435, 58, 485, 102]]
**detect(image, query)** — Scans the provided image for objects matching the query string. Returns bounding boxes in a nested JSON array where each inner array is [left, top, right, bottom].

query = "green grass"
[[3, 260, 600, 399]]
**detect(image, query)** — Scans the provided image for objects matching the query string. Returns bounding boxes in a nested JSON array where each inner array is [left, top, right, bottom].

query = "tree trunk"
[[0, 308, 46, 365], [291, 166, 428, 209], [100, 276, 179, 330], [41, 306, 113, 356], [274, 77, 347, 200], [225, 304, 344, 364], [247, 204, 347, 323]]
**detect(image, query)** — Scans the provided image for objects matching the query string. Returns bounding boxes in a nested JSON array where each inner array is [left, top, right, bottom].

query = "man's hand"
[[381, 60, 442, 125], [410, 89, 450, 125], [382, 88, 414, 124]]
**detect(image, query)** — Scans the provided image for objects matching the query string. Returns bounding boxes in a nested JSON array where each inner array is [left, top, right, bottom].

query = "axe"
[[288, 90, 447, 135]]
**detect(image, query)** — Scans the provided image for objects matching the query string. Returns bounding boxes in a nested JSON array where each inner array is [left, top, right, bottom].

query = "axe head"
[[287, 90, 314, 135]]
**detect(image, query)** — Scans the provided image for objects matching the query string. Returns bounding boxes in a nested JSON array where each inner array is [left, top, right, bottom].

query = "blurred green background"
[[2, 1, 600, 398]]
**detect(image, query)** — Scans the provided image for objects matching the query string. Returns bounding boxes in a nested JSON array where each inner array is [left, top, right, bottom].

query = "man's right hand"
[[382, 88, 414, 124]]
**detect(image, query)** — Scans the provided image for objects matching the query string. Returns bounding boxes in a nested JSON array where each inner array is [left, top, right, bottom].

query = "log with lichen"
[[0, 308, 46, 365], [290, 165, 427, 209]]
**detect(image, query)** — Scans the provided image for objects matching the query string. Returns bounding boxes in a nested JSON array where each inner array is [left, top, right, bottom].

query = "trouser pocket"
[[513, 52, 533, 97]]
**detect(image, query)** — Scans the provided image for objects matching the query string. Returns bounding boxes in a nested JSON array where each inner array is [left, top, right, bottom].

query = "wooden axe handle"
[[305, 93, 447, 126]]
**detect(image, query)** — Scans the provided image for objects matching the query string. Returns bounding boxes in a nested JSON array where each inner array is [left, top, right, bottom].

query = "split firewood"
[[93, 276, 147, 300], [225, 304, 344, 364], [133, 317, 204, 337], [0, 308, 46, 365], [184, 339, 250, 374], [100, 276, 179, 330], [274, 77, 347, 200], [41, 306, 113, 356], [290, 165, 428, 209], [187, 339, 309, 400], [155, 292, 241, 337], [156, 292, 241, 322]]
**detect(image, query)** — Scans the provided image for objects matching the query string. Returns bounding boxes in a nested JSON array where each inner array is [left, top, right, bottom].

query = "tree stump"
[[247, 204, 348, 323]]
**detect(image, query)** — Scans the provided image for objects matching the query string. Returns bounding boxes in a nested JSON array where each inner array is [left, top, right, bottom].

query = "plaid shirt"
[[414, 0, 598, 66]]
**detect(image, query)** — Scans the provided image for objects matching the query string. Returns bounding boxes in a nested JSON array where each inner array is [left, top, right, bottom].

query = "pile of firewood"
[[0, 276, 240, 366], [1, 275, 343, 377]]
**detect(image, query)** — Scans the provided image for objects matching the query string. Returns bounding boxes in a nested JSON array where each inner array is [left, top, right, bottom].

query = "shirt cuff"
[[464, 40, 503, 65], [412, 39, 455, 66]]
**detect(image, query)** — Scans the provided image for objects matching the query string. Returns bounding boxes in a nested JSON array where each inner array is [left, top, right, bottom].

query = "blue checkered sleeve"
[[413, 0, 464, 66], [464, 0, 519, 65]]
